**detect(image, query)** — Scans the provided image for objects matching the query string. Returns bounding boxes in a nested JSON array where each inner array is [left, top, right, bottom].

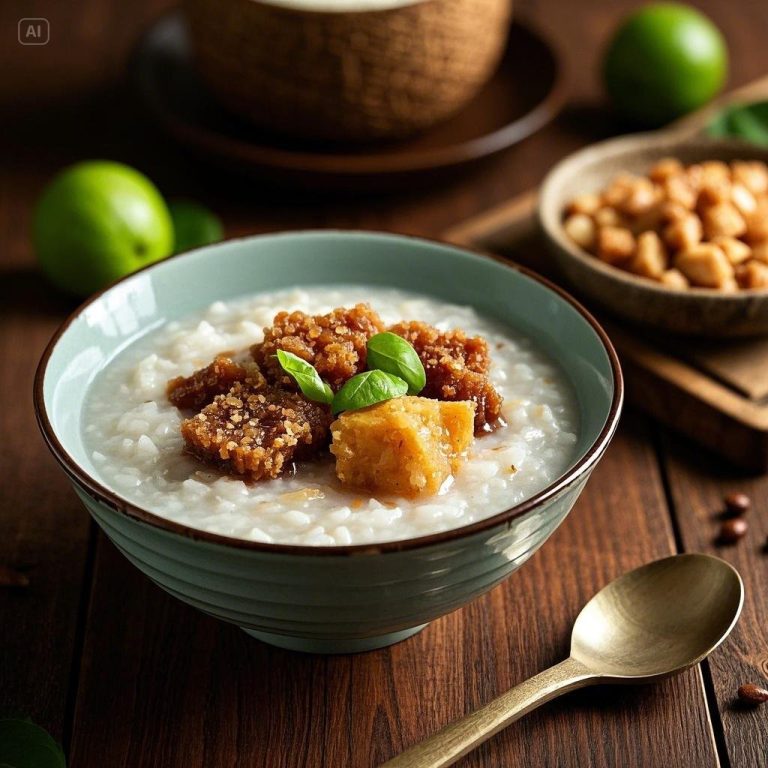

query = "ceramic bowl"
[[35, 231, 622, 654], [539, 134, 768, 337]]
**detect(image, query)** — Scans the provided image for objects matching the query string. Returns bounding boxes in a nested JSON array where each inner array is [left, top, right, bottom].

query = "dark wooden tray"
[[130, 12, 565, 190], [444, 190, 768, 471]]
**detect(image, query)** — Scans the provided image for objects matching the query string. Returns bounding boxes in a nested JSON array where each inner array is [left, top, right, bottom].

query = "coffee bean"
[[718, 518, 748, 544], [738, 684, 768, 705], [724, 492, 751, 516]]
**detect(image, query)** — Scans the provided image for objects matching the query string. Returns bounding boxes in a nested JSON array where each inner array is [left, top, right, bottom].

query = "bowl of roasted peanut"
[[539, 134, 768, 336]]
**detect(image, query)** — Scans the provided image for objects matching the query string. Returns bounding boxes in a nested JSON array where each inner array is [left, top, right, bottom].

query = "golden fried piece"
[[330, 397, 475, 497], [388, 321, 502, 433], [181, 382, 332, 480], [167, 356, 266, 411], [252, 304, 384, 391]]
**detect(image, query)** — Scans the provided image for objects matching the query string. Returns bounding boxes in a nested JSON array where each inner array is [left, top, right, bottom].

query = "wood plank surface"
[[68, 418, 718, 768], [661, 433, 768, 768], [0, 172, 93, 744]]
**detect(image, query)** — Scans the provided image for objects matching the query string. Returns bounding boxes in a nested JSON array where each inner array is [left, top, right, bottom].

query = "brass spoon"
[[381, 553, 743, 768]]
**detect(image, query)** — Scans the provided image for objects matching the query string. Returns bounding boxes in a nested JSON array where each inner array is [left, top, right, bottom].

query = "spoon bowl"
[[571, 553, 744, 680]]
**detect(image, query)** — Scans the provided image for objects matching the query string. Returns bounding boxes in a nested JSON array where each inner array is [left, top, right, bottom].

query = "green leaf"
[[0, 719, 66, 768], [706, 101, 768, 146], [275, 350, 333, 405], [366, 332, 426, 395], [332, 370, 408, 415]]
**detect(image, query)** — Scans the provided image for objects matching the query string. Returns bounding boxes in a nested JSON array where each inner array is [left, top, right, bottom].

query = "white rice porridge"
[[83, 287, 579, 545]]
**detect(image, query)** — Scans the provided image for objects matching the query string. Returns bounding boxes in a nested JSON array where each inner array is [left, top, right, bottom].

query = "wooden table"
[[3, 1, 768, 765]]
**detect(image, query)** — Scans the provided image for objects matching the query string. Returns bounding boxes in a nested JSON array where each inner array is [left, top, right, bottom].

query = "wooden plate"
[[130, 12, 565, 189]]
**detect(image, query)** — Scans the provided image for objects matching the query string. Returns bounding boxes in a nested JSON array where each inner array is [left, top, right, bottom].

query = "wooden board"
[[444, 190, 768, 472]]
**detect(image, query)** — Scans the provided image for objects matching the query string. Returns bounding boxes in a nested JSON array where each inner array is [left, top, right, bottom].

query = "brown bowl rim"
[[33, 230, 623, 557], [539, 133, 768, 300]]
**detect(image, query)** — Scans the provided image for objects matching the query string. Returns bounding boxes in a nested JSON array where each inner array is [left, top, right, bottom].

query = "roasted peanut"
[[602, 173, 636, 208], [663, 175, 697, 209], [594, 206, 623, 228], [732, 161, 768, 196], [698, 178, 731, 208], [700, 160, 730, 184], [566, 193, 602, 216], [738, 260, 768, 289], [675, 244, 734, 288], [621, 178, 658, 217], [629, 231, 667, 279], [731, 183, 758, 216], [712, 236, 751, 265], [660, 200, 691, 223], [745, 201, 768, 242], [660, 268, 690, 289], [664, 213, 702, 251], [702, 202, 747, 240], [597, 227, 635, 264], [563, 214, 596, 250], [751, 241, 768, 263], [649, 158, 683, 183]]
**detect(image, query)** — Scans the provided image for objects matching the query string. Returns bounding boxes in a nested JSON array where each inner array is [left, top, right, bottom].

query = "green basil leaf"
[[275, 350, 333, 405], [706, 101, 768, 146], [0, 719, 66, 768], [332, 370, 408, 415], [366, 332, 426, 395]]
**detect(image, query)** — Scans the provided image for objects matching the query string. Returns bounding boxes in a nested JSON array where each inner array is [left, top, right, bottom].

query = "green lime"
[[33, 161, 174, 297], [0, 719, 66, 768], [168, 200, 223, 253], [603, 3, 728, 127]]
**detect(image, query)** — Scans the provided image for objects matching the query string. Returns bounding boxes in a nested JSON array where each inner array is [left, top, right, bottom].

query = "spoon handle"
[[380, 657, 595, 768]]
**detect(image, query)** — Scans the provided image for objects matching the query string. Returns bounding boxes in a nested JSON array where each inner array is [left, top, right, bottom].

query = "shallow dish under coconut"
[[35, 231, 621, 653], [184, 0, 513, 142]]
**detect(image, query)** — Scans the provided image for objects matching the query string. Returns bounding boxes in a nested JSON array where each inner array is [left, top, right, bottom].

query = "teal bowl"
[[34, 231, 622, 653]]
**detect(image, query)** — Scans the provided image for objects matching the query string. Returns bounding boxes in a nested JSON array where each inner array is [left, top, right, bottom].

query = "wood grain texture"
[[0, 165, 94, 742], [68, 419, 718, 767], [661, 434, 768, 768]]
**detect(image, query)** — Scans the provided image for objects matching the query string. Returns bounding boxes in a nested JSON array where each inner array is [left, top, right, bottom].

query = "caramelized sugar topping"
[[252, 303, 384, 391], [389, 321, 502, 432], [181, 382, 331, 480]]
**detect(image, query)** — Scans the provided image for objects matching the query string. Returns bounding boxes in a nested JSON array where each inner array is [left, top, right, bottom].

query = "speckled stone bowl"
[[35, 231, 622, 653]]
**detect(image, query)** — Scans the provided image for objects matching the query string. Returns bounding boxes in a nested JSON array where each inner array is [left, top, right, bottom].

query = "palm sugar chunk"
[[181, 382, 332, 480], [389, 321, 502, 433], [330, 396, 475, 497], [167, 356, 265, 410], [252, 304, 384, 391]]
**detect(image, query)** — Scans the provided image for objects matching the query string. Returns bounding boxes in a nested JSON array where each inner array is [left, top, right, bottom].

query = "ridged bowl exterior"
[[79, 476, 587, 652]]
